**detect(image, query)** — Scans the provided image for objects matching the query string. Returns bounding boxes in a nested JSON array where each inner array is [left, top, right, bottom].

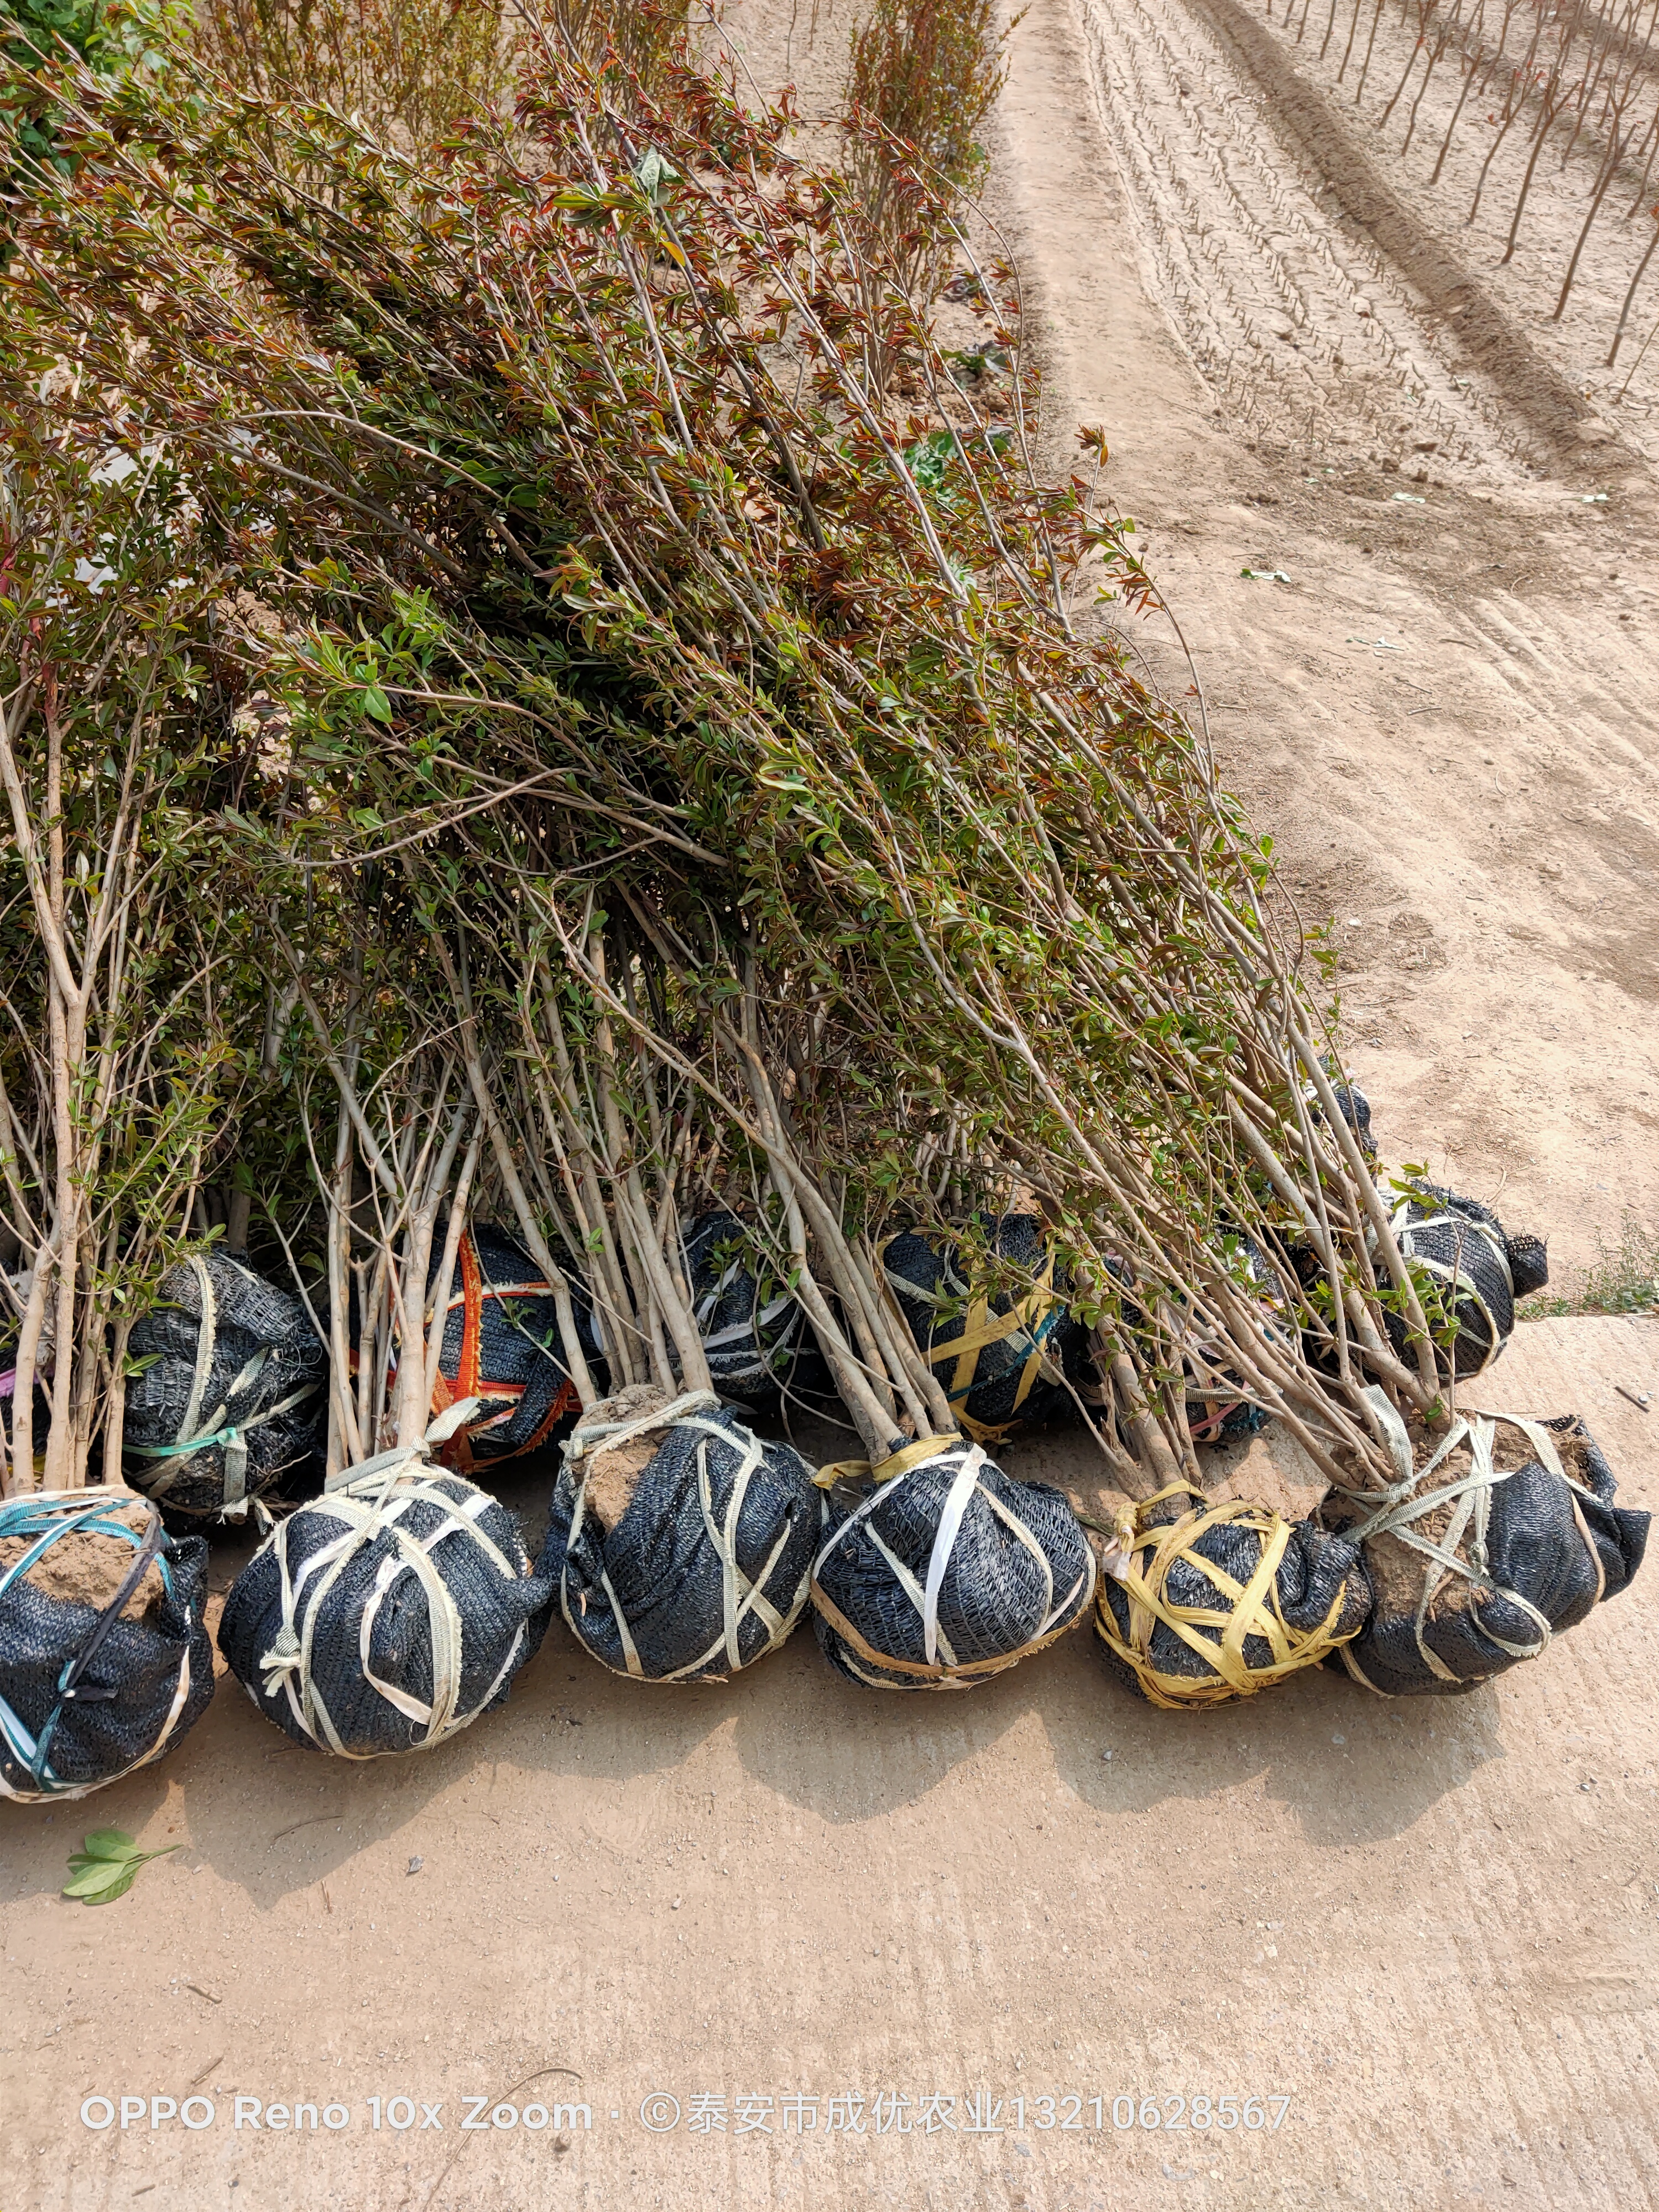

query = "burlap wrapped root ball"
[[1330, 1404, 1648, 1698], [881, 1215, 1095, 1447], [0, 1490, 215, 1801], [1385, 1187, 1550, 1380], [812, 1435, 1097, 1690], [680, 1209, 833, 1417], [122, 1250, 328, 1520], [218, 1417, 552, 1757], [1095, 1485, 1371, 1709], [542, 1387, 820, 1682], [416, 1221, 603, 1477]]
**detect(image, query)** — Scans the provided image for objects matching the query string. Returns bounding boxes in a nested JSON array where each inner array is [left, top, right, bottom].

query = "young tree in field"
[[1468, 9, 1549, 228], [1428, 0, 1493, 185], [1400, 0, 1464, 156], [1555, 69, 1648, 316], [839, 0, 1009, 395], [1606, 201, 1659, 363], [1377, 0, 1439, 137], [1499, 20, 1582, 264]]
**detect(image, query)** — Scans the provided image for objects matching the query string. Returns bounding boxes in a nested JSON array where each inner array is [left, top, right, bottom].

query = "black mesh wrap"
[[679, 1211, 833, 1415], [1181, 1234, 1283, 1447], [812, 1436, 1097, 1689], [881, 1215, 1094, 1444], [1385, 1186, 1547, 1379], [542, 1391, 820, 1681], [0, 1490, 214, 1801], [1332, 1083, 1376, 1164], [1334, 1408, 1647, 1698], [1095, 1489, 1370, 1708], [421, 1221, 603, 1475], [218, 1444, 551, 1756], [122, 1250, 327, 1519]]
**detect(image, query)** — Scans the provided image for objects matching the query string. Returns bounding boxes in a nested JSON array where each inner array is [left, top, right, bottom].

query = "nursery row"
[[1, 1150, 1646, 1800]]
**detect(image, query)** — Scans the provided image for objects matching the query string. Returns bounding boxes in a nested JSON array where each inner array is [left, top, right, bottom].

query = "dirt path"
[[992, 0, 1659, 1280]]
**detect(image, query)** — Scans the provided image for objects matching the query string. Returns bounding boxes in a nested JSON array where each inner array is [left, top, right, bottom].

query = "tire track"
[[1073, 0, 1526, 473]]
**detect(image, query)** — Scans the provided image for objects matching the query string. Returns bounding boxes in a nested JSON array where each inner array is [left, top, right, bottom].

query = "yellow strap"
[[1093, 1488, 1361, 1710], [888, 1241, 1058, 1406], [942, 1259, 1058, 1387], [812, 1433, 962, 1490], [810, 1578, 1086, 1683], [957, 1408, 1014, 1448]]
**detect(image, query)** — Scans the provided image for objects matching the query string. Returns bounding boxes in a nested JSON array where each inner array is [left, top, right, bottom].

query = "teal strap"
[[131, 1426, 241, 1459], [126, 1378, 321, 1511]]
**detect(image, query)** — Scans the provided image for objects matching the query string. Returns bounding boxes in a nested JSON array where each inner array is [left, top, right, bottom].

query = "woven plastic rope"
[[218, 1410, 551, 1757], [812, 1434, 1097, 1690], [1095, 1483, 1371, 1710], [545, 1390, 820, 1682], [0, 1489, 214, 1801], [123, 1251, 327, 1519]]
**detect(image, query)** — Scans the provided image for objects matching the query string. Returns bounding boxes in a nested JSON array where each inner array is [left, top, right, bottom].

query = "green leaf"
[[79, 1827, 137, 1860], [361, 685, 392, 723], [74, 1863, 141, 1905], [62, 1830, 177, 1902], [62, 1861, 137, 1899]]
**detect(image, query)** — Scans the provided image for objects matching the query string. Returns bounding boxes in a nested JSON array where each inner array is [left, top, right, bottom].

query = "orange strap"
[[429, 1234, 580, 1474]]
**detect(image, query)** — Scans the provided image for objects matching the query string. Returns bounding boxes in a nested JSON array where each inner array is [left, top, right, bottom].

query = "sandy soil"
[[987, 0, 1659, 1280], [4, 9, 1659, 2209]]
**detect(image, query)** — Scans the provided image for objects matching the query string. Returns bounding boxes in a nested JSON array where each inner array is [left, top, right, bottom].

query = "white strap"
[[921, 1448, 985, 1667], [1390, 1201, 1511, 1376], [564, 1389, 719, 1464], [179, 1258, 217, 1452], [813, 1439, 1093, 1675], [1339, 1403, 1599, 1678]]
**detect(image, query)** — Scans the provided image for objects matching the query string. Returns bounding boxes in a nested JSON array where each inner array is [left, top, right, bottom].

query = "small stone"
[[1413, 439, 1438, 453], [406, 1856, 423, 1874]]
